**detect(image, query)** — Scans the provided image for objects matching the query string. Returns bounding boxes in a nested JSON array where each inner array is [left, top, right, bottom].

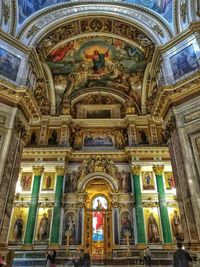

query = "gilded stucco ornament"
[[15, 117, 28, 141], [36, 17, 154, 61], [162, 116, 176, 142], [180, 1, 187, 23], [3, 0, 10, 25], [34, 81, 50, 115]]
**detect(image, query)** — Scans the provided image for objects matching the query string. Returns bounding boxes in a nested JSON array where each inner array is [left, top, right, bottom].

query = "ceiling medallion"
[[89, 18, 104, 32]]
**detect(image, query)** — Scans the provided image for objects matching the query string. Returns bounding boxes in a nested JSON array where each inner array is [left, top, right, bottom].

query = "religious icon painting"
[[20, 173, 33, 191], [8, 207, 28, 243], [120, 210, 134, 243], [141, 171, 155, 190], [92, 196, 107, 243], [41, 172, 55, 191], [144, 208, 161, 244], [35, 208, 52, 242], [164, 172, 175, 190], [168, 208, 184, 242]]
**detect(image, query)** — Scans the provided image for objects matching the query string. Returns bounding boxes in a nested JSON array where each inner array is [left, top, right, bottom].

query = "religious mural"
[[20, 173, 33, 191], [164, 172, 175, 190], [8, 207, 28, 243], [0, 47, 21, 82], [141, 172, 156, 190], [170, 45, 199, 80], [41, 173, 55, 191], [144, 208, 161, 243], [63, 211, 76, 245], [35, 208, 52, 242], [18, 0, 173, 24], [84, 131, 114, 147], [48, 38, 147, 111]]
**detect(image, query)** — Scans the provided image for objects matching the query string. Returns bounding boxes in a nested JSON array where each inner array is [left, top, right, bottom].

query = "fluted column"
[[24, 166, 44, 244], [131, 165, 146, 244], [50, 165, 65, 244], [153, 165, 172, 244]]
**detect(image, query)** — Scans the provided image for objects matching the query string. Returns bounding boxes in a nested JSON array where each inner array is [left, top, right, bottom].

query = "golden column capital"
[[130, 165, 141, 175], [55, 165, 66, 176], [153, 165, 164, 175], [32, 166, 44, 176]]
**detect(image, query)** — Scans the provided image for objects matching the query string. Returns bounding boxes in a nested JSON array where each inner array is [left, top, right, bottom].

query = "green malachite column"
[[153, 165, 172, 244], [50, 165, 65, 244], [131, 165, 146, 244], [24, 166, 44, 244]]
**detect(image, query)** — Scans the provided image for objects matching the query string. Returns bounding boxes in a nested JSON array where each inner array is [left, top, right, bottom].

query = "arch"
[[16, 4, 174, 46], [77, 172, 118, 192]]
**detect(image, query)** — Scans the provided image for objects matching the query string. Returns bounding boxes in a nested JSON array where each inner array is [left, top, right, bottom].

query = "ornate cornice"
[[32, 165, 44, 176], [153, 165, 164, 175], [55, 165, 66, 176], [0, 80, 41, 120], [130, 165, 141, 175], [126, 146, 169, 159]]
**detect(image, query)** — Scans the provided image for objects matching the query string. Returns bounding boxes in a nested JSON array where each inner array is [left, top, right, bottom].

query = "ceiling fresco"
[[18, 0, 173, 24], [47, 37, 148, 111]]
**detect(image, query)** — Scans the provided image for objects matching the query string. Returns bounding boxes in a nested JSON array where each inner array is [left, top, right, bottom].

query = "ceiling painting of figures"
[[18, 0, 173, 24], [46, 37, 148, 111]]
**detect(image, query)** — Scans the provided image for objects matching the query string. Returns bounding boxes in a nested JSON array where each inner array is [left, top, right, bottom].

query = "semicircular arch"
[[77, 172, 119, 192], [16, 4, 174, 46]]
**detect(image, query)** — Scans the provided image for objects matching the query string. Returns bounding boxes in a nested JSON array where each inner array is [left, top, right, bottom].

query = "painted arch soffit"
[[16, 4, 174, 45]]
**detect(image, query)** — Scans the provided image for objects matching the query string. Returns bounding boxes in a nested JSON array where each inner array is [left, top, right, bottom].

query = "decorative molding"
[[2, 0, 10, 25], [17, 4, 172, 45], [180, 1, 187, 23], [32, 165, 44, 176]]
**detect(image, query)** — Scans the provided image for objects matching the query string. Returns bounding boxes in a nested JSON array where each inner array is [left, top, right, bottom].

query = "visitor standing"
[[173, 242, 192, 267], [83, 249, 91, 267], [144, 246, 151, 267]]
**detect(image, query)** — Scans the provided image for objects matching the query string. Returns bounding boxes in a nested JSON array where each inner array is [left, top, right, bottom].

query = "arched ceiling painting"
[[18, 0, 173, 25], [46, 37, 148, 113]]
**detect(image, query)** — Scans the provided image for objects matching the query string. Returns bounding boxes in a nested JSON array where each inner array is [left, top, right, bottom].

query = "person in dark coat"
[[83, 249, 91, 267], [173, 242, 192, 267]]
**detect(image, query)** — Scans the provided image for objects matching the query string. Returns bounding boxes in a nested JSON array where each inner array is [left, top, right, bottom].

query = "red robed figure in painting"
[[50, 42, 74, 62], [93, 199, 105, 230]]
